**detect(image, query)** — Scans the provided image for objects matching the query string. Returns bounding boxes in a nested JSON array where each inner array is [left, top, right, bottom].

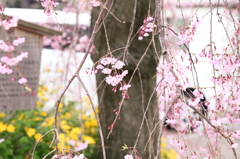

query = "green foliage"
[[0, 85, 99, 159]]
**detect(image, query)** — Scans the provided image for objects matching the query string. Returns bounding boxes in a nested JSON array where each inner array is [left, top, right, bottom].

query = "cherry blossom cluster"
[[75, 35, 95, 53], [0, 15, 30, 86], [68, 140, 88, 151], [36, 0, 59, 16], [91, 0, 101, 7], [124, 154, 133, 159], [1, 52, 28, 67], [51, 154, 85, 159], [138, 16, 156, 40], [43, 32, 95, 53], [208, 54, 240, 73], [178, 17, 202, 44], [0, 16, 18, 30], [95, 56, 131, 98]]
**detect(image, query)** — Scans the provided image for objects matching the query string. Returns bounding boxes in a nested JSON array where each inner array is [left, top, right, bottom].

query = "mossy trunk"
[[91, 1, 160, 159]]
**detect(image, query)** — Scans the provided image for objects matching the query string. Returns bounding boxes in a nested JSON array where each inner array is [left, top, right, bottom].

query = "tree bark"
[[91, 1, 159, 159]]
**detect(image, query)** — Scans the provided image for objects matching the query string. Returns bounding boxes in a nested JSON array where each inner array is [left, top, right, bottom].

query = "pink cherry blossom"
[[169, 139, 178, 146], [179, 148, 185, 153], [178, 32, 193, 44], [1, 56, 9, 63], [73, 154, 84, 159], [20, 52, 28, 58], [100, 57, 112, 65], [231, 143, 238, 148], [102, 68, 112, 74], [6, 58, 19, 66], [79, 35, 89, 43], [96, 64, 104, 69], [18, 77, 28, 84], [68, 139, 76, 146], [1, 16, 18, 30], [121, 70, 128, 77], [193, 89, 204, 99], [138, 16, 156, 40], [13, 37, 25, 46], [75, 43, 85, 51], [39, 0, 59, 16], [114, 60, 125, 69], [106, 75, 115, 85], [92, 0, 101, 7], [110, 58, 117, 64], [119, 84, 131, 91], [0, 64, 12, 74], [0, 40, 15, 52], [210, 119, 222, 127], [124, 154, 133, 159], [0, 138, 4, 143], [191, 155, 196, 159], [74, 142, 88, 151], [51, 155, 59, 159], [166, 119, 177, 124]]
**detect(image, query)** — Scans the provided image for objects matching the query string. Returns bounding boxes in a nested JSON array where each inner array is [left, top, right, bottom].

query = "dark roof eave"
[[17, 19, 62, 36]]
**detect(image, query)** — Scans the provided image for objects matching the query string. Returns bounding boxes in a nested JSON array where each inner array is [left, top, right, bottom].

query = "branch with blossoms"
[[153, 0, 240, 158], [25, 0, 240, 159], [0, 13, 34, 95], [31, 0, 114, 159]]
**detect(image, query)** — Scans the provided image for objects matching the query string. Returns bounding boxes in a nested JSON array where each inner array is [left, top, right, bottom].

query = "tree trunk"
[[91, 1, 159, 159]]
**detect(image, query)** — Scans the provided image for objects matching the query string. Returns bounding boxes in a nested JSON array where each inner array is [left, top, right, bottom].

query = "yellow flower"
[[68, 132, 78, 140], [41, 116, 54, 127], [85, 121, 91, 129], [57, 69, 63, 73], [44, 67, 51, 72], [95, 108, 100, 114], [38, 86, 42, 92], [81, 114, 87, 120], [7, 124, 15, 133], [42, 97, 48, 101], [62, 124, 71, 131], [18, 114, 24, 120], [38, 91, 45, 97], [60, 121, 71, 131], [83, 96, 90, 104], [59, 103, 63, 108], [67, 127, 81, 140], [90, 128, 96, 134], [34, 133, 42, 141], [26, 128, 36, 137], [40, 111, 47, 117], [43, 86, 48, 91], [65, 145, 71, 152], [0, 113, 6, 118], [64, 112, 71, 119], [89, 119, 98, 127], [36, 101, 42, 107], [58, 133, 70, 150], [83, 135, 95, 144], [34, 117, 42, 121], [71, 127, 81, 134], [0, 122, 7, 132]]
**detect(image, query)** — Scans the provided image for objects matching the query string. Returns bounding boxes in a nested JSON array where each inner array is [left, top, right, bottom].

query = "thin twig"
[[75, 74, 106, 159], [31, 129, 55, 159], [154, 95, 180, 159], [123, 0, 138, 61], [188, 104, 237, 159]]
